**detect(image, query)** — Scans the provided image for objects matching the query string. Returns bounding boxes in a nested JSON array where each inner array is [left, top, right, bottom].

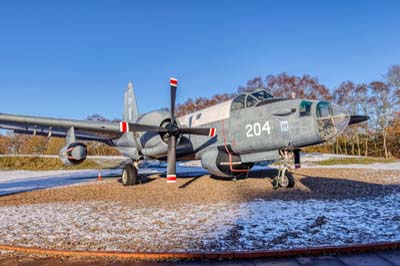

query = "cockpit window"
[[231, 91, 274, 111], [251, 91, 273, 101], [299, 101, 312, 116], [231, 94, 246, 111], [316, 102, 331, 118], [246, 95, 258, 108], [316, 101, 336, 140]]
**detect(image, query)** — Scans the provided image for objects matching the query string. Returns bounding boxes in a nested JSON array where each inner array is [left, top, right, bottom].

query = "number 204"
[[245, 121, 271, 137]]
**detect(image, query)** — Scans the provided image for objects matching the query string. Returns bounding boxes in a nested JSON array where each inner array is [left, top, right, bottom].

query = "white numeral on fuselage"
[[245, 121, 271, 138]]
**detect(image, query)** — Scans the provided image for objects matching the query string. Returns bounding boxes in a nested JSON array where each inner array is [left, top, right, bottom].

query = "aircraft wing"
[[0, 113, 124, 143]]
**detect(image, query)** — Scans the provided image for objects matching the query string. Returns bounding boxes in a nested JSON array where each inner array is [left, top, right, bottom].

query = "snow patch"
[[0, 169, 122, 195], [1, 193, 399, 252]]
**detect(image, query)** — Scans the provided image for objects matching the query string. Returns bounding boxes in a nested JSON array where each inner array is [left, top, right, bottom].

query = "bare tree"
[[237, 76, 268, 93], [354, 83, 371, 156], [265, 73, 332, 100], [333, 81, 358, 155], [369, 81, 397, 158], [0, 135, 10, 154], [6, 133, 29, 154], [387, 65, 400, 89], [176, 93, 234, 116]]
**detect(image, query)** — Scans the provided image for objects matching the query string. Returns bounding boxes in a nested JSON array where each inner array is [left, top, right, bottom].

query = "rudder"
[[123, 82, 139, 122]]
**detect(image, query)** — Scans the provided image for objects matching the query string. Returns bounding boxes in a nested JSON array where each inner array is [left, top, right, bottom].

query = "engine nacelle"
[[59, 142, 88, 166], [201, 148, 253, 178], [136, 110, 181, 159]]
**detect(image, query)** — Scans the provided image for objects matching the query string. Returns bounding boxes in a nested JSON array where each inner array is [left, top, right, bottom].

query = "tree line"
[[0, 65, 399, 158]]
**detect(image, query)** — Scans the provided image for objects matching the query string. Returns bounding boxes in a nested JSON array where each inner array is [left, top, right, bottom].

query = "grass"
[[0, 156, 103, 171], [315, 157, 398, 166]]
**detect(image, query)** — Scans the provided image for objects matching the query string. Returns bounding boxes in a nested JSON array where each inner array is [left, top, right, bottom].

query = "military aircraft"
[[0, 78, 368, 188]]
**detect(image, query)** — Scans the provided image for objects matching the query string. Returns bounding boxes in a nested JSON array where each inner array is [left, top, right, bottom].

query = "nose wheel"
[[272, 166, 295, 189], [272, 150, 296, 189]]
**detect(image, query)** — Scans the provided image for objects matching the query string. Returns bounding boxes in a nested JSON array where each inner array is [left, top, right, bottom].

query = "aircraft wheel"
[[122, 164, 138, 186], [279, 168, 295, 188]]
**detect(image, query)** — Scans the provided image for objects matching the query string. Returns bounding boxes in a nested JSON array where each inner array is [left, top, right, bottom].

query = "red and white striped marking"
[[166, 175, 177, 183], [209, 128, 216, 137], [120, 122, 129, 133], [170, 78, 178, 87]]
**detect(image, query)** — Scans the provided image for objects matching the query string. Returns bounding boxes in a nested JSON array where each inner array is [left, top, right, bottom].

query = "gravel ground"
[[0, 168, 399, 252], [1, 168, 399, 207]]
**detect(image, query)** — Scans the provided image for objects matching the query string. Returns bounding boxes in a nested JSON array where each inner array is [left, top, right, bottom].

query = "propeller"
[[119, 77, 217, 183], [165, 78, 217, 183]]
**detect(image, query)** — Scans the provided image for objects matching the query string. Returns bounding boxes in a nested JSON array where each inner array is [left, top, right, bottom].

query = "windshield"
[[251, 91, 273, 101], [246, 95, 258, 108], [231, 91, 274, 111], [231, 94, 246, 111]]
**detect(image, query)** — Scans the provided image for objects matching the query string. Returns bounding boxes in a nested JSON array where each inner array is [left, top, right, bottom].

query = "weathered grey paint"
[[123, 82, 139, 123]]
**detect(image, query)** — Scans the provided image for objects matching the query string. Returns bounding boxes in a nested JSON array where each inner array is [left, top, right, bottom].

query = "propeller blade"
[[170, 78, 177, 123], [166, 134, 177, 183], [119, 122, 167, 133], [180, 127, 217, 137]]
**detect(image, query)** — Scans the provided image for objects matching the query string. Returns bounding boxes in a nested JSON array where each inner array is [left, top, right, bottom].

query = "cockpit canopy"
[[231, 90, 274, 111]]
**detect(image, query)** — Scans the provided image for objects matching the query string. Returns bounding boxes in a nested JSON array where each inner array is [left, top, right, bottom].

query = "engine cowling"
[[201, 148, 253, 178], [135, 110, 181, 158], [59, 142, 88, 166]]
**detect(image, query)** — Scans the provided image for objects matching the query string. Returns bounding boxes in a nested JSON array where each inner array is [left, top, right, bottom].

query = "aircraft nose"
[[331, 103, 351, 134], [316, 102, 350, 141]]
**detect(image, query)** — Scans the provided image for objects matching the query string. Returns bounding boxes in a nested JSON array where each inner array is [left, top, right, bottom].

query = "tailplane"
[[123, 82, 139, 122]]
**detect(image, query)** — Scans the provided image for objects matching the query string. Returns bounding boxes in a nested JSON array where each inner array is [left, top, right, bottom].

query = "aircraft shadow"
[[228, 168, 400, 202], [210, 168, 279, 182], [135, 167, 400, 201]]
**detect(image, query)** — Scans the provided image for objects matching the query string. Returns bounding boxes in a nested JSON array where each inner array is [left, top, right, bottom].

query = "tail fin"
[[123, 82, 139, 122]]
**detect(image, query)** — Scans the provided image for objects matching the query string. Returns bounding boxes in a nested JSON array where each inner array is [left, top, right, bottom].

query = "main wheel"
[[122, 164, 138, 186], [278, 168, 295, 188]]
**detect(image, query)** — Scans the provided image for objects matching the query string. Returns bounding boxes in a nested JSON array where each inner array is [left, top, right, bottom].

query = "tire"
[[279, 169, 295, 188], [122, 164, 138, 186]]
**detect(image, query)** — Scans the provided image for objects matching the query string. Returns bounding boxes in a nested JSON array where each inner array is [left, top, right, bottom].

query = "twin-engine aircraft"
[[0, 78, 368, 187]]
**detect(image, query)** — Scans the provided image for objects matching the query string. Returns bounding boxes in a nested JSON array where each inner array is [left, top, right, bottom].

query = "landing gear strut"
[[122, 161, 140, 186], [272, 150, 295, 189]]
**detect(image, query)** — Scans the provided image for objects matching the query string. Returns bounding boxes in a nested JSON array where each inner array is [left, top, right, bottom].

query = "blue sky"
[[0, 0, 399, 120]]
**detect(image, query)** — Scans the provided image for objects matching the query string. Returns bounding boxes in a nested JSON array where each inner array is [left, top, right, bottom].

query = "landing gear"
[[272, 166, 295, 189], [122, 162, 140, 186], [272, 150, 296, 189]]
